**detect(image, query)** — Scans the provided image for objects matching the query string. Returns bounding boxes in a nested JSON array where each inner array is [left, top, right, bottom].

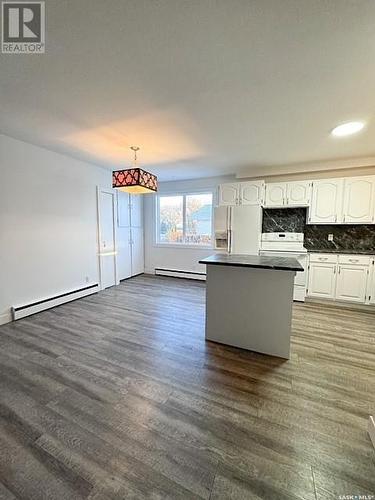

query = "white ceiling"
[[1, 0, 375, 181]]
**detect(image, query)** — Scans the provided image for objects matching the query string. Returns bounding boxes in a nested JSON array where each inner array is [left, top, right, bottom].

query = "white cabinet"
[[116, 226, 132, 280], [307, 261, 337, 299], [342, 176, 375, 224], [286, 181, 311, 206], [308, 179, 344, 224], [130, 193, 143, 227], [218, 183, 239, 206], [366, 258, 375, 305], [116, 192, 144, 279], [218, 181, 264, 206], [221, 175, 375, 222], [265, 183, 287, 207], [265, 181, 310, 207], [130, 227, 145, 276], [117, 191, 131, 227], [335, 264, 368, 303], [240, 181, 264, 205], [307, 253, 372, 304]]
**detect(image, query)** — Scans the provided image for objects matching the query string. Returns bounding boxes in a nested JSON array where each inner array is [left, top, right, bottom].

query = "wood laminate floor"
[[0, 275, 374, 500]]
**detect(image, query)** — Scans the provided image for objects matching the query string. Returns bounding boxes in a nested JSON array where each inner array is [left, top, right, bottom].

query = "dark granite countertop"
[[307, 249, 375, 255], [199, 254, 303, 272]]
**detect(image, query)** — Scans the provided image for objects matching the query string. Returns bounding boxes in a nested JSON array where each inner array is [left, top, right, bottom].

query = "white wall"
[[144, 175, 234, 275], [0, 134, 111, 324]]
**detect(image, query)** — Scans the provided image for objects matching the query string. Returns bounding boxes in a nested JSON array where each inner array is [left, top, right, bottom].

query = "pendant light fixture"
[[112, 146, 158, 194]]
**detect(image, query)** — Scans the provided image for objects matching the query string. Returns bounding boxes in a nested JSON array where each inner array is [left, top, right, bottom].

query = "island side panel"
[[205, 265, 295, 359]]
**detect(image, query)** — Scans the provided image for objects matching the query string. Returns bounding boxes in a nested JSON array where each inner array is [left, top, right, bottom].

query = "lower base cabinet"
[[307, 263, 336, 299], [307, 254, 374, 305], [335, 265, 368, 303], [368, 260, 375, 304]]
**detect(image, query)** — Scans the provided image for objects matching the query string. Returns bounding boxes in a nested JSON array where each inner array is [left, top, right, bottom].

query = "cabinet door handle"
[[349, 259, 359, 263], [335, 215, 337, 223], [318, 257, 328, 261], [338, 266, 341, 274]]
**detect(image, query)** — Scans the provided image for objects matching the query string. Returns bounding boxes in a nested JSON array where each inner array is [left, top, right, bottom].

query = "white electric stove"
[[260, 233, 308, 302]]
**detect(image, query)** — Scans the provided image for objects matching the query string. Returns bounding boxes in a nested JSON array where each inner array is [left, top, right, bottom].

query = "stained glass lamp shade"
[[112, 168, 158, 194], [112, 147, 158, 194]]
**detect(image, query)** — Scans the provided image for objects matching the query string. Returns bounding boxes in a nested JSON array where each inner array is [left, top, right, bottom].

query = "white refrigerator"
[[214, 205, 262, 254]]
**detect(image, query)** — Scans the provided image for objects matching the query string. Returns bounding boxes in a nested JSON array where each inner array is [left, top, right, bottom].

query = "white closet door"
[[131, 227, 144, 276], [98, 189, 117, 289], [117, 227, 132, 280], [116, 191, 132, 280], [117, 191, 131, 227], [130, 194, 143, 228]]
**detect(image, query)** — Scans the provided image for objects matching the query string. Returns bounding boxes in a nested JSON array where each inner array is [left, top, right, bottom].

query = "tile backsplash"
[[262, 208, 375, 253]]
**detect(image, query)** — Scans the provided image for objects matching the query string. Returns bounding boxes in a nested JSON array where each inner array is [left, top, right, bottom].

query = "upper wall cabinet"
[[240, 181, 265, 205], [265, 183, 286, 207], [218, 181, 264, 206], [342, 176, 375, 224], [286, 181, 311, 206], [265, 181, 311, 207], [308, 179, 344, 224], [218, 183, 240, 206]]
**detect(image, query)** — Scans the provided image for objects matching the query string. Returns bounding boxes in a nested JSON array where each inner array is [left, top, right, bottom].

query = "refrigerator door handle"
[[228, 207, 232, 253]]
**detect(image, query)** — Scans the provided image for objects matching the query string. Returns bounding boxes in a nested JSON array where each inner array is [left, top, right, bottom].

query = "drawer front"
[[338, 254, 371, 266], [309, 253, 337, 264]]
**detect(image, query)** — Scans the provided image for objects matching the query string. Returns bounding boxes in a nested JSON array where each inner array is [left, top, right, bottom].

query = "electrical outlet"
[[328, 234, 334, 242]]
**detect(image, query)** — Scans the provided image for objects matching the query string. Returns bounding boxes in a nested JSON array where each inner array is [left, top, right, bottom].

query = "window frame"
[[155, 190, 215, 249]]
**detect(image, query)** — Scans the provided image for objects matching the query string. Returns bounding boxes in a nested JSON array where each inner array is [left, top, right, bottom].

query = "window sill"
[[154, 243, 214, 250]]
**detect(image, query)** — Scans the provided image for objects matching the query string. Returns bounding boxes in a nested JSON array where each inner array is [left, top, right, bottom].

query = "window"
[[157, 192, 213, 246]]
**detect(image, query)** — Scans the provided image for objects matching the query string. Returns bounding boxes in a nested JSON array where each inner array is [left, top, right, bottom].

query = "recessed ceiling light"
[[331, 121, 365, 137]]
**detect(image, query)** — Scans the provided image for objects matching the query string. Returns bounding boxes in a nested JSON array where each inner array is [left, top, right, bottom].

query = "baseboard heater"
[[12, 283, 99, 321], [155, 268, 206, 281]]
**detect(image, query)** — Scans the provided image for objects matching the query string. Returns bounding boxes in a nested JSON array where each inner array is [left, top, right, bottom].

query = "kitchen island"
[[199, 254, 303, 359]]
